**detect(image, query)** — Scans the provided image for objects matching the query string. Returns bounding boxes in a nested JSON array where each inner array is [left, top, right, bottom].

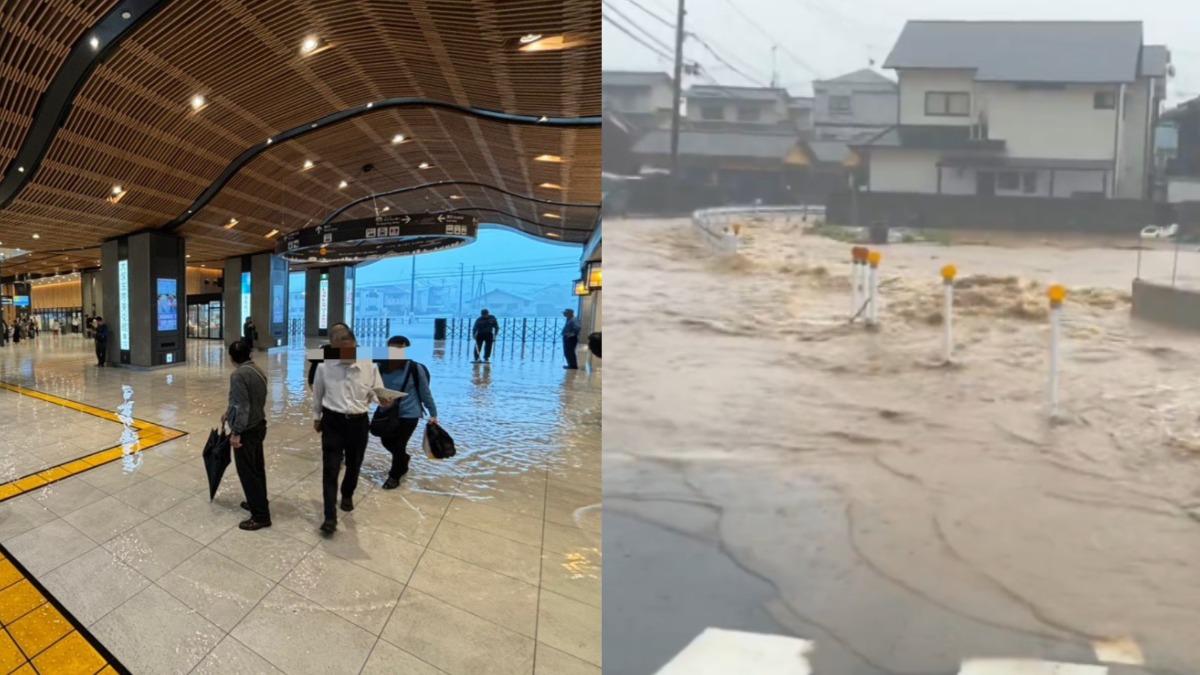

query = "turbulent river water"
[[605, 216, 1200, 674]]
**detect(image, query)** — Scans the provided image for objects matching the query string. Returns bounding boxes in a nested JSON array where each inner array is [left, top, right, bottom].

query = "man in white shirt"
[[311, 330, 391, 534]]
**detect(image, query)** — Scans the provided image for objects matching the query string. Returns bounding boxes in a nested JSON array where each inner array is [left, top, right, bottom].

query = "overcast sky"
[[602, 0, 1200, 105]]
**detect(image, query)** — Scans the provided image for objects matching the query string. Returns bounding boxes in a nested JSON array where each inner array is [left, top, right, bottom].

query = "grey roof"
[[788, 96, 814, 109], [884, 21, 1144, 83], [856, 125, 1005, 152], [604, 71, 672, 87], [687, 85, 788, 102], [806, 141, 850, 164], [633, 129, 797, 160], [1141, 45, 1169, 77], [817, 68, 896, 88]]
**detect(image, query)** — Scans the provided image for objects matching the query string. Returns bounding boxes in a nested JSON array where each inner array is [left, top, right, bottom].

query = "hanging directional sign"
[[277, 212, 478, 265]]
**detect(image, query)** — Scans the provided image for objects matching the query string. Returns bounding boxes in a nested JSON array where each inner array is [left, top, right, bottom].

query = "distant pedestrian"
[[93, 317, 109, 366], [376, 335, 438, 489], [472, 309, 499, 363], [223, 340, 271, 530], [242, 316, 258, 351], [562, 309, 581, 370]]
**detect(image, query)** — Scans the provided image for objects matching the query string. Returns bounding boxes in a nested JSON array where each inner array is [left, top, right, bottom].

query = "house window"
[[830, 95, 852, 115], [997, 171, 1020, 191], [700, 105, 724, 120], [925, 91, 970, 117], [736, 105, 761, 122], [1022, 171, 1037, 194], [1094, 91, 1116, 109]]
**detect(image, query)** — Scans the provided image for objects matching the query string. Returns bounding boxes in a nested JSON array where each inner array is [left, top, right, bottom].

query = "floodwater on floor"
[[0, 334, 600, 674], [604, 216, 1200, 674]]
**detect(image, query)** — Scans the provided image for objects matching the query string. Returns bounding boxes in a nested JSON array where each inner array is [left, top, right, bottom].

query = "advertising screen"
[[156, 278, 178, 331], [240, 272, 251, 326], [318, 273, 329, 330], [118, 260, 130, 350], [272, 284, 284, 324], [12, 296, 28, 308], [344, 278, 354, 326]]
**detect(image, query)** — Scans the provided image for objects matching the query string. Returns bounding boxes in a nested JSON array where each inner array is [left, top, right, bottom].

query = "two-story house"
[[857, 21, 1169, 200], [813, 68, 898, 142], [603, 71, 675, 129], [685, 85, 802, 133]]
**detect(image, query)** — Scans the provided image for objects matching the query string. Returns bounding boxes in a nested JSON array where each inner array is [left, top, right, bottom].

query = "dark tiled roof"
[[884, 21, 1143, 83]]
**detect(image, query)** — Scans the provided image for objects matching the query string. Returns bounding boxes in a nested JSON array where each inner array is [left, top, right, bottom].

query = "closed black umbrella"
[[202, 428, 231, 501]]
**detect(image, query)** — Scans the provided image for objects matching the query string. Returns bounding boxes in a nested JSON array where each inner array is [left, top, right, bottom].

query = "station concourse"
[[0, 2, 600, 673]]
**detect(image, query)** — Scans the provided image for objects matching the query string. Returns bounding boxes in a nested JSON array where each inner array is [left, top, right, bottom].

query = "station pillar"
[[99, 231, 186, 367], [304, 266, 355, 338], [223, 253, 290, 350]]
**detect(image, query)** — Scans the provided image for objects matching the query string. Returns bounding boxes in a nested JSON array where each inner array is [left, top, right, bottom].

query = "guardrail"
[[691, 204, 825, 253]]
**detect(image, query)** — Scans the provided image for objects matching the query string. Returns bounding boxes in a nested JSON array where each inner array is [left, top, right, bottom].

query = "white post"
[[941, 265, 956, 362], [867, 251, 881, 325], [850, 248, 862, 318], [1047, 285, 1066, 417]]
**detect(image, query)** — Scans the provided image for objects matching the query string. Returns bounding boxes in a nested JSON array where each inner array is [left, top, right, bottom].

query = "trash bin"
[[434, 318, 447, 341], [869, 221, 889, 245]]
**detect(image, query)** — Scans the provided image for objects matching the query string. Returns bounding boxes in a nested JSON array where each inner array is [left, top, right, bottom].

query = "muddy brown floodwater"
[[604, 216, 1200, 674]]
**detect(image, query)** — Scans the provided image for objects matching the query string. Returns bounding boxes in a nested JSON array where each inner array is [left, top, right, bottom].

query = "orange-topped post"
[[941, 264, 957, 362], [1047, 284, 1067, 416], [866, 250, 881, 325]]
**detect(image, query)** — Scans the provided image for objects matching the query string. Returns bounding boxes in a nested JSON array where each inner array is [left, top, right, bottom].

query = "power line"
[[602, 0, 675, 54], [688, 33, 770, 87], [603, 13, 674, 61], [620, 0, 675, 31], [717, 0, 823, 78]]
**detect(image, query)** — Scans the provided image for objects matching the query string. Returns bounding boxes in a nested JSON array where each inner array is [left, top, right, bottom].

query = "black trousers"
[[381, 418, 420, 481], [233, 421, 270, 521], [95, 341, 106, 365], [474, 334, 494, 361], [563, 335, 579, 369], [320, 410, 369, 520]]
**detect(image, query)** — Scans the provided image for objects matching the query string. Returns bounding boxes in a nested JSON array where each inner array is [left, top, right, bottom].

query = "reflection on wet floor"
[[607, 216, 1200, 675], [0, 334, 600, 674]]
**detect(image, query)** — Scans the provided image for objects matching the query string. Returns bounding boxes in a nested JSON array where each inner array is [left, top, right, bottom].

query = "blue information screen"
[[156, 278, 178, 331]]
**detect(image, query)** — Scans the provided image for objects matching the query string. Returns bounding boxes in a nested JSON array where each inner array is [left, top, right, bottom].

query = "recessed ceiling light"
[[120, 10, 131, 20], [534, 154, 563, 163], [31, 234, 39, 239], [338, 180, 348, 189], [302, 159, 314, 171], [538, 182, 563, 190], [186, 254, 191, 258], [190, 93, 206, 111], [17, 166, 24, 173], [418, 162, 432, 170], [519, 33, 543, 44], [300, 34, 326, 55], [449, 195, 464, 200], [547, 231, 562, 238], [89, 36, 100, 50], [381, 206, 390, 212], [224, 218, 238, 229], [366, 102, 373, 109], [543, 212, 562, 219], [265, 229, 279, 238], [538, 115, 548, 123], [518, 34, 583, 52], [391, 134, 406, 145]]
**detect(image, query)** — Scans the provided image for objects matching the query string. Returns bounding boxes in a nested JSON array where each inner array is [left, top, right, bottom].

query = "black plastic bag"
[[588, 332, 601, 359], [423, 422, 456, 459]]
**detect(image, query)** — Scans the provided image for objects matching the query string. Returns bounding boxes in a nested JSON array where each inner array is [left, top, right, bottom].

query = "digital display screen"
[[156, 278, 178, 332], [272, 284, 284, 324], [118, 260, 130, 350], [12, 296, 28, 308], [318, 273, 329, 330], [344, 277, 354, 326], [240, 272, 251, 326]]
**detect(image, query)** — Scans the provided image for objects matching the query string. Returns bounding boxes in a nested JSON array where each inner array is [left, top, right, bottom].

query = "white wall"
[[1168, 177, 1200, 203], [686, 98, 788, 125], [1117, 79, 1151, 198], [814, 83, 897, 127], [1051, 169, 1106, 197], [898, 69, 975, 126], [981, 82, 1117, 161], [868, 150, 940, 193]]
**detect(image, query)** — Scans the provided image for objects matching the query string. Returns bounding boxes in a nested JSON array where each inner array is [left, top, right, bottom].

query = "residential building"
[[603, 71, 675, 130], [858, 21, 1169, 200], [1159, 96, 1200, 203], [813, 68, 898, 142], [685, 85, 799, 132]]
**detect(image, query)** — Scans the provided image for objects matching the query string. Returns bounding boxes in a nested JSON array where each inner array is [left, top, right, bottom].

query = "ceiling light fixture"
[[17, 166, 24, 173], [381, 206, 390, 212], [224, 218, 238, 229], [366, 102, 373, 109], [449, 195, 464, 200], [519, 33, 543, 44], [190, 93, 207, 111], [418, 162, 433, 169], [32, 234, 39, 239], [265, 229, 279, 238], [338, 180, 348, 189], [303, 159, 314, 170], [534, 154, 563, 163], [107, 184, 127, 204], [547, 231, 562, 239], [120, 10, 131, 20], [186, 254, 191, 258], [89, 36, 100, 50], [543, 212, 562, 219], [391, 134, 406, 145], [518, 34, 583, 53], [267, 138, 273, 144], [538, 182, 563, 190], [299, 34, 331, 56]]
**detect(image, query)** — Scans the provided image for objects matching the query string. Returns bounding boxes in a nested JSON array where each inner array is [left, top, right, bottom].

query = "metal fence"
[[692, 203, 826, 252], [287, 317, 565, 344]]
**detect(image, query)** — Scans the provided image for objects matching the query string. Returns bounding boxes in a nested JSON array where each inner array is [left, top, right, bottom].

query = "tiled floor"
[[0, 334, 600, 674]]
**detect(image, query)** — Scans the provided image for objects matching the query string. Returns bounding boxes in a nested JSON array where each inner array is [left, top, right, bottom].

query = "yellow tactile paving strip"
[[0, 380, 186, 674], [0, 381, 187, 504]]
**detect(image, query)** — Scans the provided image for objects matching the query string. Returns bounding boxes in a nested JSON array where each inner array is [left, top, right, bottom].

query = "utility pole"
[[457, 263, 464, 317], [668, 0, 686, 180], [770, 44, 778, 88], [470, 266, 476, 311], [409, 255, 416, 318]]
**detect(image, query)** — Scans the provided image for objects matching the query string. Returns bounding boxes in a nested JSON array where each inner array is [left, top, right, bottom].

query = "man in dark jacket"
[[472, 309, 499, 363], [224, 340, 270, 530], [94, 317, 109, 366], [562, 309, 581, 370], [243, 317, 258, 350]]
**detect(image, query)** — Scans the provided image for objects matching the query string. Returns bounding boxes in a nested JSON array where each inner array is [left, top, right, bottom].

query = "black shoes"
[[320, 519, 337, 534], [240, 501, 250, 511], [239, 518, 271, 531], [340, 496, 354, 512], [382, 477, 400, 490]]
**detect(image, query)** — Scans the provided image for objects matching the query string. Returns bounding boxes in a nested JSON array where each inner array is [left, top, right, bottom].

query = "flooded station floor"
[[0, 333, 600, 674], [605, 216, 1200, 675]]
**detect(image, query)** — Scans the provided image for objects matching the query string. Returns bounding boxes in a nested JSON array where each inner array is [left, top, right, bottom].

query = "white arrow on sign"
[[437, 214, 445, 223]]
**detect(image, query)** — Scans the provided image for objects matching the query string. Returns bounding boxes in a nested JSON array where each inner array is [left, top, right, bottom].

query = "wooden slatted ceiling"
[[0, 0, 599, 276], [0, 0, 119, 168]]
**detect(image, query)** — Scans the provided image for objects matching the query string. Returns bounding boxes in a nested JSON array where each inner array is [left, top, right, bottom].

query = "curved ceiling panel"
[[0, 0, 600, 277]]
